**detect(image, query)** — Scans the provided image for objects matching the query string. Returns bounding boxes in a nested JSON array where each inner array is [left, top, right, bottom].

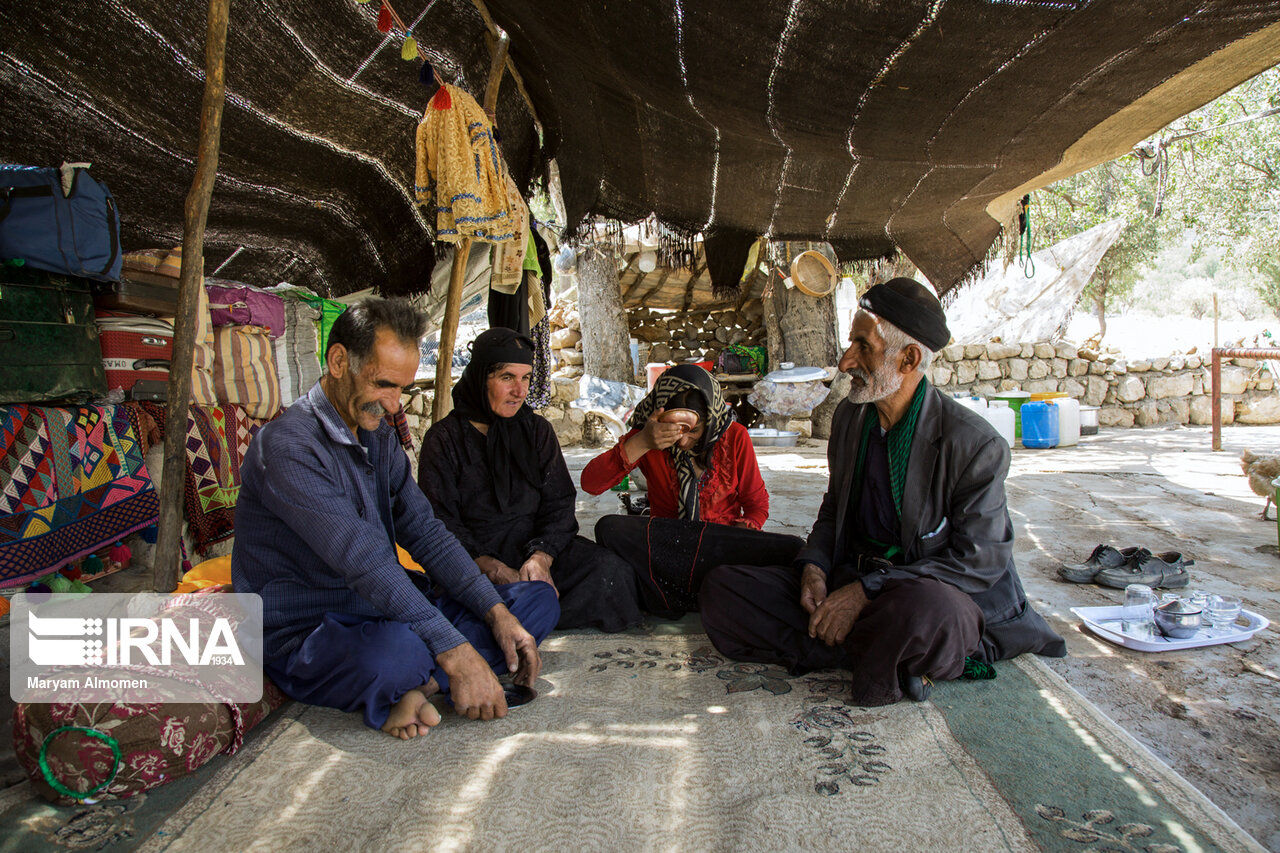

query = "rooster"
[[1241, 450, 1280, 519]]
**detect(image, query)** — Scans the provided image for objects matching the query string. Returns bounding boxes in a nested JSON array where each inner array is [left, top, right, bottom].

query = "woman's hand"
[[622, 408, 685, 464], [641, 408, 688, 452]]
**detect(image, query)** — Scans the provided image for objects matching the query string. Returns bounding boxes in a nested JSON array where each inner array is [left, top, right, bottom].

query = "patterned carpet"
[[0, 404, 158, 586], [1, 630, 1262, 852]]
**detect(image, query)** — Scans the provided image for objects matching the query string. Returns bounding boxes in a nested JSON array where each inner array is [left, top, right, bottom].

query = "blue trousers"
[[264, 581, 559, 729]]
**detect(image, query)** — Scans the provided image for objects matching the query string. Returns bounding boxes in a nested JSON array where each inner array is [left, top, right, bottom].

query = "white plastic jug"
[[985, 400, 1015, 446], [953, 394, 987, 415], [1056, 397, 1081, 447]]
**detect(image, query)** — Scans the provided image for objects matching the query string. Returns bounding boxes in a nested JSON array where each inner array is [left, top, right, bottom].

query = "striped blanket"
[[0, 405, 158, 587]]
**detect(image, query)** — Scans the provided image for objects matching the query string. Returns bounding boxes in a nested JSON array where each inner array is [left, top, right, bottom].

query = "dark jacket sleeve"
[[796, 402, 853, 574], [416, 418, 485, 557], [523, 418, 579, 559], [860, 431, 1014, 598]]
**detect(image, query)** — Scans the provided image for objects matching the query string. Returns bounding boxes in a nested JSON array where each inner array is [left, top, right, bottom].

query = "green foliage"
[[1161, 66, 1280, 309], [1034, 65, 1280, 330], [1256, 258, 1280, 318], [1035, 158, 1162, 326]]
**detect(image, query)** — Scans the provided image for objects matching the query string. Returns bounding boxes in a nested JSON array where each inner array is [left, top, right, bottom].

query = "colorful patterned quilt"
[[0, 405, 158, 587], [132, 402, 272, 555]]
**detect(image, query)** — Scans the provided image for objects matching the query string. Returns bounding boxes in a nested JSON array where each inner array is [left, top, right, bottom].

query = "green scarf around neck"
[[854, 376, 929, 518]]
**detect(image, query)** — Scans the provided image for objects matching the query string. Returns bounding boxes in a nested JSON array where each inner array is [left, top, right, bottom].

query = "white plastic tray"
[[1071, 605, 1269, 652]]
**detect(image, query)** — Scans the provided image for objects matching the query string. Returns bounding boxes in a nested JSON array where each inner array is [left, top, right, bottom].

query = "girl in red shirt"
[[582, 364, 803, 617]]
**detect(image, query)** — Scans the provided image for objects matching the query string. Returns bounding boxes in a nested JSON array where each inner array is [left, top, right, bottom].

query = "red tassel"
[[110, 541, 132, 568], [60, 564, 84, 580], [431, 85, 452, 111], [377, 3, 393, 33]]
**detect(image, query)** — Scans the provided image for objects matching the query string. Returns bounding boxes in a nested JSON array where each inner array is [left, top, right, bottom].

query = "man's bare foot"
[[381, 688, 443, 740]]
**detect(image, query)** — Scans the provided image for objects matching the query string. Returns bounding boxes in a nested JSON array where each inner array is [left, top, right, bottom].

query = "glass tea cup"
[[1205, 594, 1242, 635], [1122, 584, 1156, 639]]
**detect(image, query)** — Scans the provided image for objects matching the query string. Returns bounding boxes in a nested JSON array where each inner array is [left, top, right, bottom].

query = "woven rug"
[[0, 404, 158, 587], [131, 403, 272, 555], [1, 631, 1260, 852]]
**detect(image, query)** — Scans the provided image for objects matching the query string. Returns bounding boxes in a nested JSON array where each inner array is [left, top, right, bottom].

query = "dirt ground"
[[2, 423, 1276, 848], [564, 423, 1280, 851]]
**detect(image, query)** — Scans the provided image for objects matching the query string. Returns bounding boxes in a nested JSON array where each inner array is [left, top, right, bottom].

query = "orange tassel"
[[377, 3, 393, 33], [431, 85, 451, 110]]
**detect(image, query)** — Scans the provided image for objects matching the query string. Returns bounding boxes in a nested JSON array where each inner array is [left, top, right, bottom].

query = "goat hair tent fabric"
[[2, 1, 1279, 295]]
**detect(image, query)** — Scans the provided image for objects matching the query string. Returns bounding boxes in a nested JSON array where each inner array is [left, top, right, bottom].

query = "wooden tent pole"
[[153, 0, 230, 592], [432, 30, 509, 424]]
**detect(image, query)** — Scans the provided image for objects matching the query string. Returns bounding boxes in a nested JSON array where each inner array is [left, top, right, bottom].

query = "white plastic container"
[[984, 400, 1015, 446], [953, 394, 988, 416], [1056, 397, 1081, 446]]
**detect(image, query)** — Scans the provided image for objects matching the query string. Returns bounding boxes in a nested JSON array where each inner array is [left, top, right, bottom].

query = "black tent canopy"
[[2, 0, 1279, 296]]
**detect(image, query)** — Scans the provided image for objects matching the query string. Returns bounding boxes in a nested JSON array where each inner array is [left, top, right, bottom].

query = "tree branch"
[[1235, 155, 1277, 181]]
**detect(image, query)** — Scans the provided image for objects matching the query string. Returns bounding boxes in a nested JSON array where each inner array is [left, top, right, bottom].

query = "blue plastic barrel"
[[1020, 401, 1060, 448]]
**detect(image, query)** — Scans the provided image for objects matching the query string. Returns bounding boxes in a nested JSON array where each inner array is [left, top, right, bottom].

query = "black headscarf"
[[627, 364, 734, 521], [451, 328, 544, 511]]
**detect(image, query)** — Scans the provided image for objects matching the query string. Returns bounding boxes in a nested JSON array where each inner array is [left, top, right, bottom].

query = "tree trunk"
[[578, 244, 634, 382], [1094, 279, 1109, 340]]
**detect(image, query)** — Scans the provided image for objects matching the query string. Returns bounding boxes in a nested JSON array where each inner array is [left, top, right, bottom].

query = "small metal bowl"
[[1154, 601, 1202, 639]]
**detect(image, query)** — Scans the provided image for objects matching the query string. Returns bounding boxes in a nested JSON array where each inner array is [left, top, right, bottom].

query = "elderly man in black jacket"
[[700, 278, 1064, 706]]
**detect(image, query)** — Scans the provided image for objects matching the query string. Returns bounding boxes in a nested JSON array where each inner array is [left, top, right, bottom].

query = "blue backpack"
[[0, 163, 122, 282]]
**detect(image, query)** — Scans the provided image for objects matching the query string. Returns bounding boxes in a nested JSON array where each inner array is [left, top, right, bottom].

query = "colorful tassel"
[[60, 564, 83, 581], [109, 541, 132, 568], [431, 85, 451, 111], [377, 3, 393, 33], [44, 573, 73, 594], [140, 525, 158, 544], [27, 582, 51, 596], [401, 35, 418, 61], [83, 554, 104, 575], [418, 60, 436, 88], [68, 580, 92, 594]]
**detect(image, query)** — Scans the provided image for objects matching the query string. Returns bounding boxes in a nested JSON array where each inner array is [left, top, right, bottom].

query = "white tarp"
[[946, 218, 1126, 344]]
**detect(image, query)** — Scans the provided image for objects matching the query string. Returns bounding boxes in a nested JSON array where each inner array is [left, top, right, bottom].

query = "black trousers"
[[594, 514, 805, 617], [699, 564, 983, 706], [551, 535, 644, 633]]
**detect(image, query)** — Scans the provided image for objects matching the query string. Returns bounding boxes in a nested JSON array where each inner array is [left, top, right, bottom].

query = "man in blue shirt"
[[233, 298, 558, 739]]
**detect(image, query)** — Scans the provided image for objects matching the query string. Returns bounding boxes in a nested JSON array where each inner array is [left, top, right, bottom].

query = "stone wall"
[[930, 342, 1280, 427], [396, 341, 1280, 452], [628, 304, 766, 366]]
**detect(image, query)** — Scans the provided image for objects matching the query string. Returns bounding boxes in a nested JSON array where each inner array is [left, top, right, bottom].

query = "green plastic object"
[[1273, 475, 1280, 551], [38, 726, 122, 800], [991, 391, 1031, 440], [610, 474, 630, 492]]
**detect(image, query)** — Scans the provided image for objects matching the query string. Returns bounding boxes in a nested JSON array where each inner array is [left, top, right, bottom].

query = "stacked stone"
[[399, 389, 432, 447], [548, 303, 584, 379], [931, 342, 1280, 427], [627, 303, 766, 365]]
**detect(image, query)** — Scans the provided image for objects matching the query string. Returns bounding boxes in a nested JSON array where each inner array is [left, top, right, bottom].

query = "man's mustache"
[[361, 401, 386, 416]]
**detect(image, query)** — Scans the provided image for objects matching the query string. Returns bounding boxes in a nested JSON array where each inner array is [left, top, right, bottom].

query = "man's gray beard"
[[845, 357, 903, 404]]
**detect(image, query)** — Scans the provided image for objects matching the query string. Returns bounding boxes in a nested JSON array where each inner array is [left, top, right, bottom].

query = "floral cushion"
[[12, 678, 287, 805]]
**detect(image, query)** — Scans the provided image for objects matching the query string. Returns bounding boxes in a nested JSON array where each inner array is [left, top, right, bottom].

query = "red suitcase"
[[95, 313, 172, 393]]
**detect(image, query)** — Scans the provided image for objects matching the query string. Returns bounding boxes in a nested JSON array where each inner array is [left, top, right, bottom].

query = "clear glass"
[[1205, 594, 1242, 635], [1123, 583, 1156, 639], [1182, 589, 1209, 612]]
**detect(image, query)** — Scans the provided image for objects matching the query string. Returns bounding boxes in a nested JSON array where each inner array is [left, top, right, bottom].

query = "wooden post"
[[153, 0, 230, 592], [432, 31, 509, 424], [432, 238, 471, 422]]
